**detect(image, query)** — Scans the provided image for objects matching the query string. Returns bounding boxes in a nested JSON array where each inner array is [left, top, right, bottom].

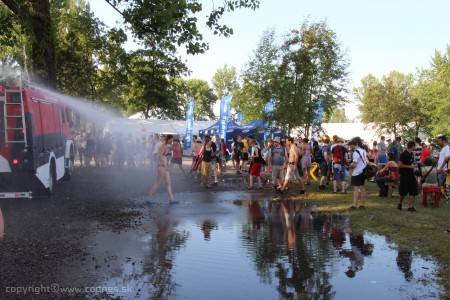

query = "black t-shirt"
[[234, 141, 244, 154], [203, 142, 217, 162], [399, 150, 414, 175]]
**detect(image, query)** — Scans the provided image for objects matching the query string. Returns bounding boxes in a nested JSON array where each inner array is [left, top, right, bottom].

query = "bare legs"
[[148, 166, 174, 202]]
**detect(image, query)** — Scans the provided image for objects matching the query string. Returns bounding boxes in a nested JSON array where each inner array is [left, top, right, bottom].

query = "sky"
[[88, 0, 450, 119]]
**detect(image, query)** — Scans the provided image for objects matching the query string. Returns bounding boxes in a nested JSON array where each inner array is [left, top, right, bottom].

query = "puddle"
[[71, 193, 443, 299]]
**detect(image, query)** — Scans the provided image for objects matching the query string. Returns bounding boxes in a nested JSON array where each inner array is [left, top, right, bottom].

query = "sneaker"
[[349, 206, 357, 210], [397, 203, 402, 210], [263, 178, 269, 186], [299, 190, 306, 195], [407, 207, 418, 212], [212, 182, 218, 186], [333, 190, 337, 194], [341, 190, 346, 194], [358, 205, 366, 210], [319, 185, 326, 190], [236, 171, 241, 174]]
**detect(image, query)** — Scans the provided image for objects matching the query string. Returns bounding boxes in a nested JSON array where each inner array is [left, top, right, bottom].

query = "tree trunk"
[[1, 0, 56, 88], [29, 0, 56, 88]]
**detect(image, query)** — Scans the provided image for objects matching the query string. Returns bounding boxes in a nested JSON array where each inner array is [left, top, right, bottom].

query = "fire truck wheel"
[[62, 149, 74, 181], [46, 163, 56, 196]]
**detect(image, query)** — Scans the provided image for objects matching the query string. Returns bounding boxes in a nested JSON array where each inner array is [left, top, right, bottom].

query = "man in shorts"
[[348, 139, 367, 210], [277, 137, 306, 195], [397, 141, 418, 212], [267, 137, 288, 190]]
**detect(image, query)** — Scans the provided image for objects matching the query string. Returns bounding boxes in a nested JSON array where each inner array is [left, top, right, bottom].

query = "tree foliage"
[[211, 64, 239, 100], [275, 20, 350, 136], [234, 27, 280, 123], [322, 107, 349, 123], [414, 46, 450, 137], [355, 71, 426, 138], [174, 78, 217, 121]]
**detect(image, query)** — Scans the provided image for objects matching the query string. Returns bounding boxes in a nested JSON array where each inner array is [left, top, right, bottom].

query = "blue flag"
[[184, 100, 194, 150], [264, 99, 275, 140], [236, 112, 244, 125], [218, 95, 233, 140]]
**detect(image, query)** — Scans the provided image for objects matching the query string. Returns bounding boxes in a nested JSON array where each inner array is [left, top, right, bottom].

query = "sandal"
[[257, 186, 263, 190], [246, 186, 254, 189]]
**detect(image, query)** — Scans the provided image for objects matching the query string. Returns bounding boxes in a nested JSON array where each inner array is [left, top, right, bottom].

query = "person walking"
[[277, 137, 306, 195], [200, 135, 216, 188], [348, 139, 367, 210], [147, 134, 175, 203], [267, 137, 288, 190]]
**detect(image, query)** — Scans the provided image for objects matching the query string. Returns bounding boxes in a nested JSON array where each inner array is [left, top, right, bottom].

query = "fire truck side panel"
[[0, 86, 73, 198]]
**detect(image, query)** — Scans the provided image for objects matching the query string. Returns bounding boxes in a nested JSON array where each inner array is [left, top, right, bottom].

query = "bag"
[[420, 166, 433, 184], [192, 154, 203, 171], [355, 150, 376, 179], [234, 142, 243, 156], [332, 145, 345, 164], [314, 146, 324, 163], [363, 165, 377, 180]]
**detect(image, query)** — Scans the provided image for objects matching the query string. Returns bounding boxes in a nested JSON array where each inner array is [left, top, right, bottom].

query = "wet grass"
[[289, 179, 450, 298]]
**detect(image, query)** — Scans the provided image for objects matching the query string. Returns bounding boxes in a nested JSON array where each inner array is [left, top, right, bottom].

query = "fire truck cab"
[[0, 81, 74, 198]]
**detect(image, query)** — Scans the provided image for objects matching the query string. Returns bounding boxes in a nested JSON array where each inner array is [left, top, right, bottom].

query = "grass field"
[[287, 178, 450, 298]]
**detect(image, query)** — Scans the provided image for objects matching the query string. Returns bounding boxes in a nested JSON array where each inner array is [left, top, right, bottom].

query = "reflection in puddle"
[[0, 208, 3, 240], [83, 194, 443, 299]]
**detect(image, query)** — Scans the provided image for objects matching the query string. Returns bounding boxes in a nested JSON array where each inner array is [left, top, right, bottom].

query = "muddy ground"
[[0, 162, 248, 300]]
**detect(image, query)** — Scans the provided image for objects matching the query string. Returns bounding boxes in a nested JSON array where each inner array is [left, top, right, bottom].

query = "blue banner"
[[264, 99, 275, 140], [218, 95, 233, 140], [184, 100, 194, 150], [236, 112, 244, 125]]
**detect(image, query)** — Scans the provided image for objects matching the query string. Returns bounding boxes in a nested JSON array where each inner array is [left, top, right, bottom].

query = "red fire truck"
[[0, 80, 74, 198]]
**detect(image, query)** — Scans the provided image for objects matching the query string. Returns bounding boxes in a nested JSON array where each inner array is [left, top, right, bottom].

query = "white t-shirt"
[[438, 145, 450, 171], [352, 147, 367, 176]]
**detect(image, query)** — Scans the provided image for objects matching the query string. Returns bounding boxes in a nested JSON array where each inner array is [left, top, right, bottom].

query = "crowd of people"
[[72, 128, 450, 209]]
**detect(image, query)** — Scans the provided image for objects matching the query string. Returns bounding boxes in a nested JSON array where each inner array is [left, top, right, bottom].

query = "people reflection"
[[249, 197, 264, 231], [280, 199, 300, 252], [396, 250, 413, 281], [0, 208, 4, 240], [200, 220, 217, 240], [341, 233, 374, 278]]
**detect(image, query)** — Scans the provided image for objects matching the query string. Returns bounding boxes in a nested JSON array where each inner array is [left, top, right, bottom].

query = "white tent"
[[108, 118, 216, 138], [321, 122, 380, 142]]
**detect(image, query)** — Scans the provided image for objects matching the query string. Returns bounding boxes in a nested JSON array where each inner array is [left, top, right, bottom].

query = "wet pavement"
[[0, 166, 445, 299]]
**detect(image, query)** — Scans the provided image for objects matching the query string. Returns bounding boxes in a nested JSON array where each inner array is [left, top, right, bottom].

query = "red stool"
[[422, 186, 440, 208]]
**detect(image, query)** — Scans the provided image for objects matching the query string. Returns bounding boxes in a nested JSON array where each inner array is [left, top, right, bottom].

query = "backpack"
[[314, 146, 324, 163], [332, 145, 345, 164]]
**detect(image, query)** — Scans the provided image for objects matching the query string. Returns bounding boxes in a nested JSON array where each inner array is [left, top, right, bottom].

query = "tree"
[[211, 64, 239, 99], [1, 0, 57, 87], [53, 0, 107, 98], [414, 46, 450, 137], [174, 78, 217, 121], [107, 0, 260, 55], [235, 27, 280, 123], [322, 107, 349, 123], [355, 71, 425, 138], [276, 19, 350, 137]]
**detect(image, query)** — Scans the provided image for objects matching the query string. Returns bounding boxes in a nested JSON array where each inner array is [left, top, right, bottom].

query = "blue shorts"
[[333, 163, 346, 181]]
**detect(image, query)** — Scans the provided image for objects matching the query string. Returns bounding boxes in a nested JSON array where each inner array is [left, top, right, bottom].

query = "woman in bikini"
[[148, 134, 175, 203]]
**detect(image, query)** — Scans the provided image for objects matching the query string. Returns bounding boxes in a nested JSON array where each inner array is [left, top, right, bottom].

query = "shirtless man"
[[277, 137, 306, 195]]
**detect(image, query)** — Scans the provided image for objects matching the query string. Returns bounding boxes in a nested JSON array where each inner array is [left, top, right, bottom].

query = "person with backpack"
[[331, 138, 348, 193], [317, 138, 331, 190], [233, 135, 245, 174], [348, 139, 368, 210], [247, 139, 265, 189], [267, 137, 288, 190]]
